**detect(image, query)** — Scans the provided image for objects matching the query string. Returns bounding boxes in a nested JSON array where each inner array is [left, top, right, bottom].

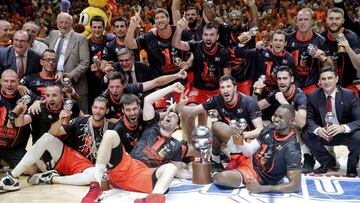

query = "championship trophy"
[[62, 78, 72, 87], [336, 33, 346, 53], [253, 75, 266, 95], [191, 126, 213, 184], [9, 95, 31, 121], [307, 44, 317, 56], [325, 112, 334, 142], [61, 100, 73, 124]]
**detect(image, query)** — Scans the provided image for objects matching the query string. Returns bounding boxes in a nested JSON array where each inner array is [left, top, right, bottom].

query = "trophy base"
[[192, 161, 212, 184]]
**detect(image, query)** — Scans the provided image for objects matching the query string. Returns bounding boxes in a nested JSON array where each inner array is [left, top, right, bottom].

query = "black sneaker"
[[302, 154, 315, 174], [0, 172, 20, 191], [211, 160, 224, 173]]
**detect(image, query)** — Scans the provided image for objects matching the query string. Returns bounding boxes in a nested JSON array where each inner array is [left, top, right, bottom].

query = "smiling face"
[[271, 107, 293, 131], [296, 10, 312, 34], [319, 70, 338, 95], [90, 20, 104, 38], [113, 20, 127, 38], [12, 31, 30, 56], [154, 12, 170, 31], [122, 101, 140, 125], [1, 70, 19, 96], [40, 51, 56, 73], [326, 11, 344, 33], [219, 79, 236, 104], [276, 70, 293, 93], [0, 20, 11, 42], [92, 100, 108, 121], [270, 32, 286, 54], [57, 13, 72, 35]]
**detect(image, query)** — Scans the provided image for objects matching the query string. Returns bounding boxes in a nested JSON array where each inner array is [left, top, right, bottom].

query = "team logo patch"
[[214, 57, 220, 61]]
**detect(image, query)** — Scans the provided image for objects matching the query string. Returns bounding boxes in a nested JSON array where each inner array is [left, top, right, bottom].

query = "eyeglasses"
[[119, 58, 133, 63], [42, 58, 57, 63]]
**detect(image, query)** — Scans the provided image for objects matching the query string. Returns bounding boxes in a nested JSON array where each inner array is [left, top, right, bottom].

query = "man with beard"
[[321, 7, 360, 96], [236, 30, 295, 95], [176, 75, 263, 171], [106, 16, 130, 62], [88, 16, 112, 112], [0, 20, 12, 47], [0, 97, 113, 191], [102, 69, 186, 120], [211, 105, 302, 193], [203, 0, 258, 95], [0, 70, 37, 175], [173, 21, 231, 144], [286, 8, 333, 95], [81, 83, 191, 203]]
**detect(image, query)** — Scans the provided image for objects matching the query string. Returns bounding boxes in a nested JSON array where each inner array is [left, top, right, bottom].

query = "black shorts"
[[0, 146, 27, 168]]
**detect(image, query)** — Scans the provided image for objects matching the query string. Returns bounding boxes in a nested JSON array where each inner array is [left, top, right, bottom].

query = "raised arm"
[[172, 18, 191, 51], [171, 0, 182, 25], [175, 90, 206, 116], [202, 1, 222, 27], [244, 0, 259, 27], [143, 82, 185, 121], [124, 8, 141, 49], [142, 68, 187, 92]]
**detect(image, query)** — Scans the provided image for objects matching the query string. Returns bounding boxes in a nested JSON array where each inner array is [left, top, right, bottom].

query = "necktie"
[[55, 35, 65, 64], [127, 72, 133, 84], [18, 56, 25, 79], [326, 96, 332, 113]]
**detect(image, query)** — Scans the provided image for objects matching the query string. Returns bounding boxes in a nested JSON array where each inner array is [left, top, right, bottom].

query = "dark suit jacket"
[[307, 86, 360, 133], [0, 47, 41, 76], [112, 61, 155, 83]]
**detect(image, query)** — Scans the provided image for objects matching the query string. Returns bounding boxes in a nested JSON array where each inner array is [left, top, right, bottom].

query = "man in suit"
[[43, 12, 90, 113], [302, 66, 360, 177], [0, 30, 41, 78], [106, 47, 154, 84]]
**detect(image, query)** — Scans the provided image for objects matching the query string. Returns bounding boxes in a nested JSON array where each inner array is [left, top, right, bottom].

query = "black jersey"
[[89, 36, 111, 64], [63, 116, 115, 163], [113, 112, 147, 153], [286, 31, 328, 88], [0, 92, 35, 148], [263, 86, 307, 120], [189, 41, 231, 90], [131, 116, 183, 168], [101, 83, 144, 119], [29, 101, 80, 142], [322, 29, 360, 87], [188, 20, 206, 41], [136, 26, 192, 77], [202, 92, 262, 130], [253, 125, 301, 185], [105, 37, 125, 62], [21, 73, 55, 99], [235, 47, 295, 92]]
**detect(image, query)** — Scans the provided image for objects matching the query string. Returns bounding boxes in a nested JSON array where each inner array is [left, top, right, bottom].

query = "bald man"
[[0, 20, 12, 47], [43, 13, 90, 113], [22, 21, 48, 54]]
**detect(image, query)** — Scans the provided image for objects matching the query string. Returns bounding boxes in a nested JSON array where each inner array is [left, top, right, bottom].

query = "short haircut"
[[320, 66, 337, 76], [154, 8, 169, 18], [15, 30, 33, 43], [111, 16, 128, 26], [203, 23, 218, 33], [117, 47, 134, 57], [297, 8, 314, 20], [186, 6, 199, 14], [93, 96, 109, 108], [41, 49, 56, 57], [1, 69, 18, 79], [219, 75, 236, 86], [229, 10, 242, 18], [327, 7, 344, 17], [46, 84, 64, 94], [23, 21, 40, 32], [276, 65, 294, 77], [90, 15, 105, 27], [271, 30, 287, 41], [107, 71, 126, 84], [278, 104, 295, 118], [120, 93, 140, 108]]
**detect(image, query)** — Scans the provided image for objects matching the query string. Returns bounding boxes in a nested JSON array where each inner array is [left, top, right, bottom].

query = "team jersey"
[[105, 37, 126, 62], [0, 92, 36, 148], [253, 125, 301, 185], [21, 73, 55, 99], [235, 46, 295, 92], [101, 83, 144, 119], [187, 20, 206, 41], [322, 29, 360, 87], [29, 100, 80, 142], [202, 92, 262, 130], [131, 116, 183, 168], [89, 36, 111, 65], [263, 86, 307, 120], [189, 41, 231, 90], [63, 116, 115, 163], [113, 111, 149, 153], [136, 26, 192, 77], [286, 31, 328, 88]]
